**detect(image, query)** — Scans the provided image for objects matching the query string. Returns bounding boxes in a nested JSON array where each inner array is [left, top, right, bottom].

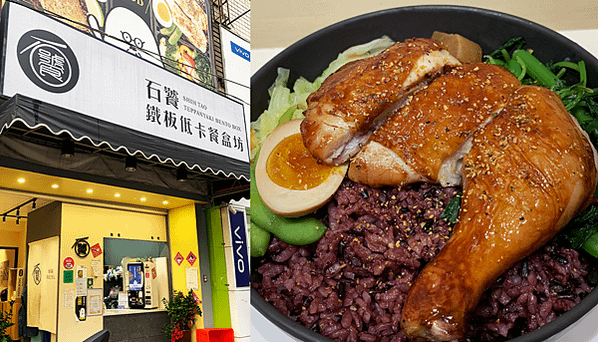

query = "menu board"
[[8, 0, 214, 88]]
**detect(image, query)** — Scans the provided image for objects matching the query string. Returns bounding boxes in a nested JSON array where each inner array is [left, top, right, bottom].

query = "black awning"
[[0, 94, 249, 180]]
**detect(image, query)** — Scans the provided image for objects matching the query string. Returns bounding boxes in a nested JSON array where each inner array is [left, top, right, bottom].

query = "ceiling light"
[[1, 198, 37, 225], [176, 166, 187, 182], [125, 156, 137, 172], [86, 189, 94, 194], [162, 200, 169, 205], [114, 193, 121, 198], [17, 178, 25, 184], [140, 197, 146, 202], [51, 184, 59, 189], [61, 139, 75, 158]]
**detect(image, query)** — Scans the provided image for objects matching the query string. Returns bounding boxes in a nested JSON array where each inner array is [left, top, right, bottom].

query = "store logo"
[[32, 263, 42, 285], [17, 29, 79, 93]]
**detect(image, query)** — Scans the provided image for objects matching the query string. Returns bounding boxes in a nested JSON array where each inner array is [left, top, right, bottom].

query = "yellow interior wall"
[[168, 204, 203, 341], [58, 203, 167, 341], [0, 229, 25, 269]]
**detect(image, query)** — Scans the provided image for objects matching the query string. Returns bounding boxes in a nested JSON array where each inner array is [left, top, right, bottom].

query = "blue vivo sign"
[[231, 41, 250, 61], [229, 207, 250, 287]]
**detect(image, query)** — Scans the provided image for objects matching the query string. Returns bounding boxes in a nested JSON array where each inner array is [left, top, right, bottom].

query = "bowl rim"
[[251, 4, 598, 342], [251, 4, 598, 120]]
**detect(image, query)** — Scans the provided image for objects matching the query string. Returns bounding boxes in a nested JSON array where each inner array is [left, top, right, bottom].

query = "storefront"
[[0, 1, 249, 341]]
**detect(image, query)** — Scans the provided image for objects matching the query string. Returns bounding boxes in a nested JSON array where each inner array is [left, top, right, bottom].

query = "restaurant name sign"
[[1, 0, 215, 88], [0, 2, 248, 165]]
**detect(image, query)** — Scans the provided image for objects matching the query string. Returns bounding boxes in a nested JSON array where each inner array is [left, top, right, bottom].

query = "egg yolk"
[[266, 133, 334, 190], [157, 2, 170, 22]]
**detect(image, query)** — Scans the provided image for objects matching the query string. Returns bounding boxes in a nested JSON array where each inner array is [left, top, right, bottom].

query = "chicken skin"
[[301, 38, 460, 165], [348, 63, 520, 188], [400, 86, 598, 341]]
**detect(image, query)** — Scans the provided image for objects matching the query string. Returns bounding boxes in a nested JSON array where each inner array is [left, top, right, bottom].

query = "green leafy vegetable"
[[559, 205, 598, 249], [441, 193, 462, 225], [485, 38, 598, 151], [511, 49, 559, 88], [194, 52, 213, 88], [162, 39, 180, 75], [558, 204, 598, 257], [486, 37, 526, 60]]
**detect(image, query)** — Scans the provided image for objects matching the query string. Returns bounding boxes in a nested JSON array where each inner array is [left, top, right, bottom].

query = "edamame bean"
[[264, 214, 327, 245], [250, 222, 271, 257]]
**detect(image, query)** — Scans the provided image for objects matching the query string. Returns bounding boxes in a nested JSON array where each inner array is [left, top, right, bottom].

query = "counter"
[[103, 308, 166, 316], [103, 308, 169, 342]]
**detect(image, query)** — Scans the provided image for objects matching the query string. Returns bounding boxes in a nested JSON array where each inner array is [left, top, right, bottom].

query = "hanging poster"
[[174, 252, 184, 266], [0, 259, 8, 288], [90, 243, 102, 258], [90, 259, 102, 277], [186, 251, 196, 266], [27, 236, 59, 333], [63, 270, 74, 284], [185, 267, 199, 291], [76, 295, 87, 321], [63, 257, 75, 270], [75, 265, 87, 296], [62, 289, 74, 309], [117, 292, 128, 309], [87, 288, 103, 316]]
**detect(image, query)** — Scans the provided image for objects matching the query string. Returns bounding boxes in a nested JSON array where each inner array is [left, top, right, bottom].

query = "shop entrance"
[[0, 167, 200, 341]]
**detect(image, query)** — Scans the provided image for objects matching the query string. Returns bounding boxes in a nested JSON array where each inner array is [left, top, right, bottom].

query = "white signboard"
[[1, 2, 248, 163], [220, 28, 250, 136]]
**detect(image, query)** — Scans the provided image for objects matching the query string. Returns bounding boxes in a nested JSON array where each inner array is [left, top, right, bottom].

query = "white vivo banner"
[[0, 2, 249, 163], [220, 28, 250, 136]]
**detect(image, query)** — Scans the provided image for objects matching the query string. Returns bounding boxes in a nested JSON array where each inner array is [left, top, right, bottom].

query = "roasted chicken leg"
[[301, 38, 460, 165], [348, 63, 520, 187], [400, 86, 598, 341]]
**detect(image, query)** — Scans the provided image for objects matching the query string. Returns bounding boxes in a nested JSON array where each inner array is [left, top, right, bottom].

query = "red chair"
[[196, 328, 234, 342]]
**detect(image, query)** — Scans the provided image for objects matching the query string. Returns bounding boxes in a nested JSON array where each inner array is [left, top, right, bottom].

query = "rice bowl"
[[251, 5, 598, 342]]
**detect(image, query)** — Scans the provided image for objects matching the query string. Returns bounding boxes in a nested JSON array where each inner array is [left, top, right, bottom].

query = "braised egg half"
[[255, 119, 349, 218]]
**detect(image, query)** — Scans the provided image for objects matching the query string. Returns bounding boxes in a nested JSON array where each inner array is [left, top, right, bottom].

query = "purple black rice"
[[252, 179, 597, 342]]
